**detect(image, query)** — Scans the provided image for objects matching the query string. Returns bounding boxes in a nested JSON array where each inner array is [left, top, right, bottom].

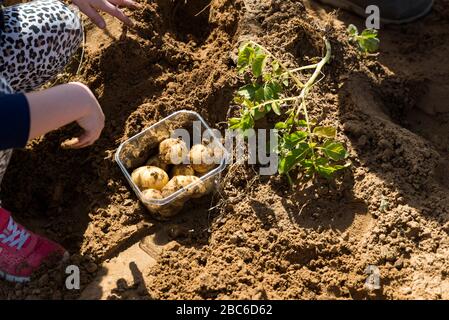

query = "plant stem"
[[282, 64, 319, 76], [296, 37, 332, 134], [250, 96, 301, 110], [295, 37, 331, 165], [300, 38, 332, 100]]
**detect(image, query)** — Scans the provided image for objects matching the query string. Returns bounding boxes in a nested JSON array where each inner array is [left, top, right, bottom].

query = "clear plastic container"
[[115, 110, 228, 219]]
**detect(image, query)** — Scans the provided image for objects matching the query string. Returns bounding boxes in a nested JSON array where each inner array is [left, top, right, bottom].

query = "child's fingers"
[[109, 0, 142, 9], [72, 141, 93, 149], [62, 132, 98, 149], [99, 1, 134, 26], [77, 131, 101, 148], [81, 4, 107, 29], [69, 138, 94, 149]]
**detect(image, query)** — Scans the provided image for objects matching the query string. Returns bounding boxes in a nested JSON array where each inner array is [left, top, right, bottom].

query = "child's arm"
[[0, 82, 104, 150], [25, 82, 105, 148]]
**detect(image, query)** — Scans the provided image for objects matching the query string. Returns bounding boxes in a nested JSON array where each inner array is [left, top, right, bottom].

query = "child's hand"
[[72, 0, 141, 29], [67, 83, 105, 148], [25, 82, 105, 148]]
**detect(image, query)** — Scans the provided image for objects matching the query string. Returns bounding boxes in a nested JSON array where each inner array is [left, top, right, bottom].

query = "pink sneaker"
[[0, 208, 68, 283]]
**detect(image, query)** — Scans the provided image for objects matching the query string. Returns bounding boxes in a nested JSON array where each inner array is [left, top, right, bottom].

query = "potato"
[[119, 141, 151, 169], [146, 155, 169, 171], [141, 188, 185, 218], [141, 188, 163, 212], [131, 166, 169, 190], [61, 137, 79, 149], [212, 146, 225, 163], [159, 138, 188, 164], [189, 144, 216, 174], [161, 175, 206, 199], [142, 188, 163, 200], [171, 164, 195, 177]]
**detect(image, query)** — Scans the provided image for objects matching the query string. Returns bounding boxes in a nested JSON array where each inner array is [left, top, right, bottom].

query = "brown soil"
[[1, 0, 449, 299]]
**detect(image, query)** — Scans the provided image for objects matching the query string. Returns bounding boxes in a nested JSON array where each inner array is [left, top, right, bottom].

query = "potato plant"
[[229, 38, 350, 182], [347, 24, 380, 54]]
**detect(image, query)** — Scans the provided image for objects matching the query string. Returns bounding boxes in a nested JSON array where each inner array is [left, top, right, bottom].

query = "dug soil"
[[1, 0, 449, 299]]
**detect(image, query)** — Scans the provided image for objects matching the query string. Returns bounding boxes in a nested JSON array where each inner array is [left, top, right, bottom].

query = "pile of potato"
[[130, 138, 221, 218]]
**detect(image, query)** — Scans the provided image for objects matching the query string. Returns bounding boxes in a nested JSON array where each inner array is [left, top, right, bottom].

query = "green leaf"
[[347, 24, 359, 39], [252, 110, 266, 121], [255, 86, 265, 102], [300, 159, 314, 169], [313, 157, 331, 176], [254, 45, 264, 56], [308, 142, 317, 149], [264, 83, 274, 100], [322, 140, 349, 161], [316, 163, 348, 179], [283, 131, 308, 149], [228, 110, 255, 131], [241, 112, 255, 130], [272, 60, 281, 73], [251, 106, 267, 120], [272, 101, 281, 115], [349, 27, 380, 53], [233, 96, 244, 104], [267, 81, 282, 97], [257, 81, 283, 116], [228, 117, 241, 128], [237, 83, 267, 104], [278, 157, 289, 174], [252, 53, 267, 78], [263, 73, 272, 82], [313, 126, 337, 138], [278, 143, 311, 174], [237, 84, 259, 100], [361, 28, 378, 38], [275, 122, 288, 130], [315, 165, 337, 179], [296, 119, 308, 127], [315, 157, 328, 165], [285, 116, 295, 126], [242, 98, 255, 109], [237, 44, 254, 72], [347, 25, 380, 54], [359, 37, 380, 53]]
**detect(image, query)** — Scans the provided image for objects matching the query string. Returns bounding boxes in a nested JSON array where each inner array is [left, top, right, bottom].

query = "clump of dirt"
[[1, 0, 449, 300]]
